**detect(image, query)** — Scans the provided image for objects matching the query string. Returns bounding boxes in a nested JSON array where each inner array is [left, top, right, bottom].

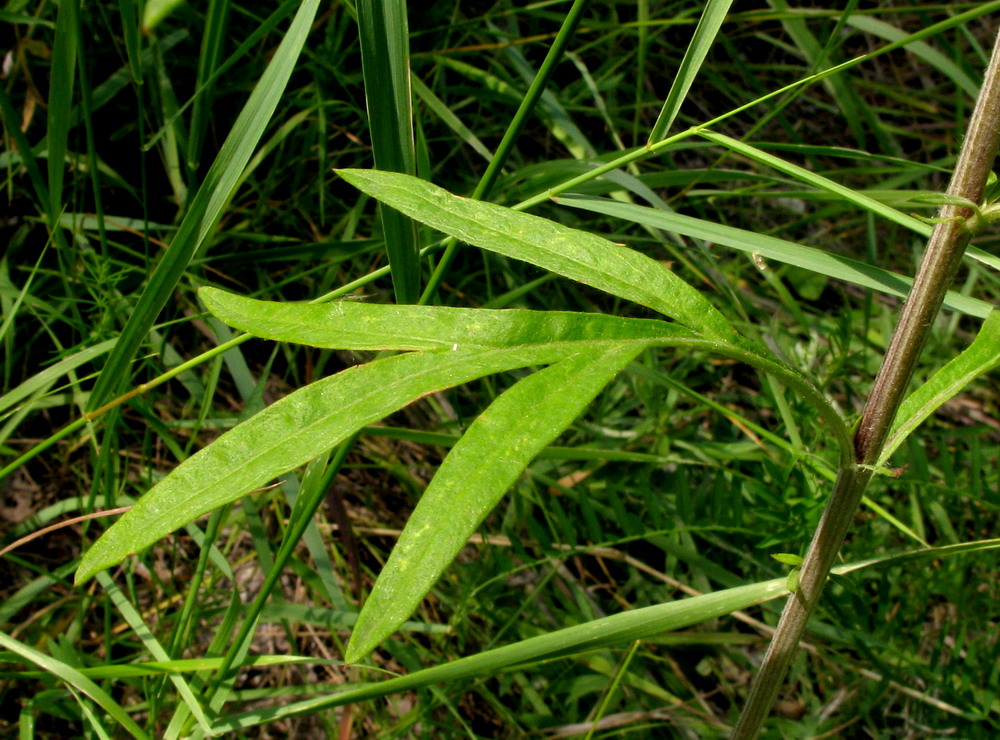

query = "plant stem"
[[733, 28, 1000, 739]]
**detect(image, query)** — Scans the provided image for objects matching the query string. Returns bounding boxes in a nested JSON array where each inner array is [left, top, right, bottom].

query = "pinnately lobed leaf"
[[79, 283, 783, 584], [344, 345, 644, 662], [74, 341, 652, 583], [335, 169, 745, 344]]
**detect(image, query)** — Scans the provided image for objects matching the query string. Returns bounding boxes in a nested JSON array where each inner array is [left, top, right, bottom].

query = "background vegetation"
[[1, 0, 998, 736]]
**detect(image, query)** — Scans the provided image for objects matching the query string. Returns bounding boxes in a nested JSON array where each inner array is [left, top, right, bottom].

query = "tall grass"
[[2, 1, 999, 737]]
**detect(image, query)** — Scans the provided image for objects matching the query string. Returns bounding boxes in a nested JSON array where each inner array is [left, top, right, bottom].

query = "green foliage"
[[2, 1, 999, 737], [356, 0, 420, 303]]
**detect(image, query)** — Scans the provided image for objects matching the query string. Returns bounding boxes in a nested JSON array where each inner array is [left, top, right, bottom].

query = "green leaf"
[[648, 0, 735, 142], [96, 572, 212, 734], [771, 553, 804, 566], [558, 194, 995, 319], [335, 169, 744, 343], [47, 0, 78, 228], [785, 569, 800, 593], [217, 576, 792, 732], [0, 630, 149, 740], [210, 538, 1000, 733], [879, 311, 1000, 465], [345, 345, 643, 662], [87, 0, 322, 412], [142, 0, 185, 32], [199, 286, 691, 350], [200, 287, 852, 462], [357, 0, 419, 303], [75, 342, 642, 583], [697, 130, 935, 238]]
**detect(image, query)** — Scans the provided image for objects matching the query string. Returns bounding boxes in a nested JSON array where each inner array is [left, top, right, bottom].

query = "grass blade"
[[118, 0, 143, 82], [95, 572, 213, 734], [186, 0, 231, 171], [209, 538, 999, 731], [411, 74, 492, 163], [47, 0, 78, 228], [86, 0, 322, 412], [558, 194, 994, 319], [221, 578, 793, 730], [357, 0, 419, 303], [697, 130, 933, 237], [847, 15, 979, 99], [0, 630, 150, 740], [648, 0, 735, 142], [0, 339, 115, 419], [345, 345, 643, 661]]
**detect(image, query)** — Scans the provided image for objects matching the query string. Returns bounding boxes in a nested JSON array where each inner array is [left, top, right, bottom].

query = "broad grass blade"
[[559, 194, 994, 319], [880, 311, 1000, 465], [199, 286, 691, 350], [336, 169, 744, 343], [345, 345, 644, 662], [75, 343, 644, 583], [357, 0, 419, 303], [648, 0, 735, 143], [86, 0, 322, 412]]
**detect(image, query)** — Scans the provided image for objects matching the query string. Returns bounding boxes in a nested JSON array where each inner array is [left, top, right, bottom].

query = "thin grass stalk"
[[192, 437, 356, 727], [186, 0, 230, 172], [419, 0, 593, 305], [732, 28, 1000, 739], [47, 0, 78, 229], [75, 9, 109, 261], [86, 0, 322, 413], [118, 0, 143, 83]]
